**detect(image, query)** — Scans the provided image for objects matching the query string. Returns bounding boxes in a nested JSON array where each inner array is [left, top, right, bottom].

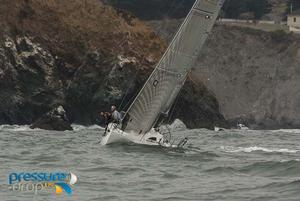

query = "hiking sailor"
[[110, 105, 122, 123]]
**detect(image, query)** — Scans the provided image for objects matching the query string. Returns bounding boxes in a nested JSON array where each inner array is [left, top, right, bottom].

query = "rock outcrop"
[[30, 106, 72, 131], [0, 0, 227, 129], [0, 35, 65, 124]]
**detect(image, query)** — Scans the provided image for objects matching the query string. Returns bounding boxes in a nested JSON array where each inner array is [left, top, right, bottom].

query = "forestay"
[[122, 0, 224, 135]]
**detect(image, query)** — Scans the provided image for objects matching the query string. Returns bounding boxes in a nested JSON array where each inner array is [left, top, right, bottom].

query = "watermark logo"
[[8, 172, 77, 195]]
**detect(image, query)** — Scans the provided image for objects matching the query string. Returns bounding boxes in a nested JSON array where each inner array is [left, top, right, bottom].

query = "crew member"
[[110, 105, 122, 123]]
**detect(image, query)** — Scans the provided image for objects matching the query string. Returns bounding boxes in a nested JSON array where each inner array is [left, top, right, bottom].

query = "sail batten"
[[123, 0, 224, 135]]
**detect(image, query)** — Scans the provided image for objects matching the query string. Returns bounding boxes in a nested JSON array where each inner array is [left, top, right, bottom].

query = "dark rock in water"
[[30, 106, 72, 131]]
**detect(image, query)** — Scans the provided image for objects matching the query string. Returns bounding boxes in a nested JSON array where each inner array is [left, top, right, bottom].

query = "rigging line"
[[164, 72, 190, 140], [119, 71, 138, 111], [120, 87, 138, 112], [156, 67, 182, 75], [119, 89, 135, 112], [167, 85, 182, 124], [169, 49, 198, 60], [157, 0, 186, 37], [187, 73, 198, 86], [162, 87, 183, 144], [118, 85, 131, 111], [168, 71, 191, 128], [155, 1, 175, 36]]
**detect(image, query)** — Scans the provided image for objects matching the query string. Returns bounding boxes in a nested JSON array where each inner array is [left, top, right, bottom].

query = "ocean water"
[[0, 125, 300, 201]]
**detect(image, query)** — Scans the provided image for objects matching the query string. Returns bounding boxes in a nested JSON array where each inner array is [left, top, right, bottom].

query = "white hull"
[[101, 124, 178, 147]]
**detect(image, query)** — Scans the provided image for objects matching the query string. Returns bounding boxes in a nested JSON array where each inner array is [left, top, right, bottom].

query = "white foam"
[[220, 146, 299, 153], [0, 124, 35, 131], [71, 124, 104, 131]]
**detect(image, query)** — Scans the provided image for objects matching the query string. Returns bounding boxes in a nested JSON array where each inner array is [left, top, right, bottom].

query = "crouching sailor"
[[100, 105, 122, 136]]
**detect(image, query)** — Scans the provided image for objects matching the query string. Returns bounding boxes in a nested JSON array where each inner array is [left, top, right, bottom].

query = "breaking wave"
[[0, 124, 35, 131], [71, 124, 104, 131], [220, 146, 299, 153]]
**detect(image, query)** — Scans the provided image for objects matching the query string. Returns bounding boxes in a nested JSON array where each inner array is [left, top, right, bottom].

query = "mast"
[[122, 0, 224, 135]]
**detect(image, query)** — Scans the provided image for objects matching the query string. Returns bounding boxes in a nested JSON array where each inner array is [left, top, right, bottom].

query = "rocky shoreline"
[[2, 0, 297, 130], [0, 0, 228, 130]]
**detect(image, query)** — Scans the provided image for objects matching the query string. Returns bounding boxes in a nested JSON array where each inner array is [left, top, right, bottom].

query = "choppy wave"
[[2, 126, 300, 201], [0, 124, 104, 132], [272, 129, 300, 134], [220, 146, 299, 153], [205, 159, 300, 177], [240, 160, 300, 176]]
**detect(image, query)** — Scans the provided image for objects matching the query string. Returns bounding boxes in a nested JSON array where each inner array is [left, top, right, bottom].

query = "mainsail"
[[122, 0, 224, 135]]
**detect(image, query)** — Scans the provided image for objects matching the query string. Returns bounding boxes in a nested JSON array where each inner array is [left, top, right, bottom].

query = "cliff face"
[[149, 18, 300, 129], [197, 26, 300, 129], [0, 0, 227, 129]]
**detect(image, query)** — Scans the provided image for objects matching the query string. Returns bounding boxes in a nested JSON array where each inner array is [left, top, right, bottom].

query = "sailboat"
[[101, 0, 224, 147]]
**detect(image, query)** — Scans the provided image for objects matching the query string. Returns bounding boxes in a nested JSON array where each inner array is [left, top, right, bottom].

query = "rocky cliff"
[[197, 26, 300, 129], [0, 0, 227, 129], [149, 18, 300, 129]]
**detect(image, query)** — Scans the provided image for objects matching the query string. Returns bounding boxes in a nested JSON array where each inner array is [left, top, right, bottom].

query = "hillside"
[[0, 0, 227, 129]]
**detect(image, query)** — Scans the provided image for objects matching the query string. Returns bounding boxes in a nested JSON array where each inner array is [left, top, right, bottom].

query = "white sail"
[[122, 0, 224, 135]]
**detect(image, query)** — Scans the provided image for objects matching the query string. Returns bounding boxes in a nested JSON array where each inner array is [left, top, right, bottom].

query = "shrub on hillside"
[[270, 30, 292, 42]]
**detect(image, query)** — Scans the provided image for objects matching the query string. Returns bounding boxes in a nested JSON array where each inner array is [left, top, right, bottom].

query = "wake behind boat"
[[100, 0, 224, 147]]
